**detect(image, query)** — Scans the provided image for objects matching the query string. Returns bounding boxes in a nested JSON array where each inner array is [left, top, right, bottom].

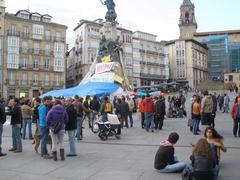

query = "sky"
[[5, 0, 240, 47]]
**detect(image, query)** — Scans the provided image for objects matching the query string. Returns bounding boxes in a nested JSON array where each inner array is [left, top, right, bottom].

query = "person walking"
[[211, 93, 217, 128], [21, 99, 33, 140], [0, 97, 6, 156], [143, 94, 155, 132], [231, 96, 240, 137], [201, 91, 214, 128], [223, 94, 230, 113], [32, 98, 41, 153], [138, 96, 145, 129], [47, 99, 69, 161], [65, 98, 77, 157], [83, 96, 91, 128], [90, 96, 100, 129], [7, 98, 23, 153], [119, 97, 129, 128], [154, 96, 166, 130], [126, 95, 134, 127]]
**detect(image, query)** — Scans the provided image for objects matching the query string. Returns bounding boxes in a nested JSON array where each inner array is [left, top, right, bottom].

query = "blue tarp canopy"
[[150, 91, 161, 95], [40, 82, 120, 98]]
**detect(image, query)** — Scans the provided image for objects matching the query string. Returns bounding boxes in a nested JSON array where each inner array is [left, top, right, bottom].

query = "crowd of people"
[[0, 88, 239, 180]]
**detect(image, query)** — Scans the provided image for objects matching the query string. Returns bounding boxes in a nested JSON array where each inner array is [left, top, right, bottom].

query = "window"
[[10, 24, 16, 34], [56, 32, 61, 41], [22, 72, 27, 85], [45, 58, 50, 69], [33, 57, 39, 69], [45, 31, 51, 41], [33, 74, 38, 83], [21, 57, 28, 68], [229, 75, 233, 82], [55, 74, 60, 86], [33, 24, 44, 39], [45, 74, 50, 85], [34, 42, 40, 54], [22, 26, 29, 38], [45, 44, 50, 55], [22, 41, 28, 53], [9, 72, 15, 85], [32, 15, 41, 21]]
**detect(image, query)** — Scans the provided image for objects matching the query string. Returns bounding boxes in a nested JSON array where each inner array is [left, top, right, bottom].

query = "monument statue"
[[100, 0, 117, 24]]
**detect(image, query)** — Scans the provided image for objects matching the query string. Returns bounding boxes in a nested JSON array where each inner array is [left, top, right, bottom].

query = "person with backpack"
[[73, 96, 85, 140], [0, 97, 7, 156], [99, 96, 112, 122]]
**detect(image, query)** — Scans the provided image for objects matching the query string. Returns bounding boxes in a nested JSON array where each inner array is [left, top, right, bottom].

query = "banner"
[[90, 72, 115, 83], [95, 62, 115, 74]]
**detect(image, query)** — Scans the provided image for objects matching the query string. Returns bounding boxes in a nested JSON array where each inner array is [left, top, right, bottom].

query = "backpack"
[[181, 166, 192, 180], [105, 102, 112, 113]]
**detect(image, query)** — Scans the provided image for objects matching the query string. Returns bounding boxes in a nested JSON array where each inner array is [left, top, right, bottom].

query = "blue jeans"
[[192, 118, 200, 134], [12, 125, 22, 150], [145, 112, 155, 130], [40, 127, 49, 156], [68, 130, 77, 155], [158, 162, 186, 173], [128, 111, 133, 127], [22, 118, 33, 139], [0, 123, 3, 148], [76, 117, 83, 139]]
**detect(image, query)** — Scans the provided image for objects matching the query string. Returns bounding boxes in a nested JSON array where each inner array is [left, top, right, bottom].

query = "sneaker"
[[43, 154, 53, 159], [9, 148, 17, 151], [13, 149, 22, 153]]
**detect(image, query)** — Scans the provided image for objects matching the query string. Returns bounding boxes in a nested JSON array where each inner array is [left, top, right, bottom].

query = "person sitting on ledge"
[[154, 132, 186, 173]]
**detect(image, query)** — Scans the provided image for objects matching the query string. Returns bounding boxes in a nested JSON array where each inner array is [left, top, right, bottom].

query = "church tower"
[[179, 0, 197, 39]]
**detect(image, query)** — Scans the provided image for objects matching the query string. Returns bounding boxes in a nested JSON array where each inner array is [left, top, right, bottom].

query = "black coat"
[[190, 154, 216, 172], [7, 105, 22, 125], [154, 144, 175, 170], [119, 101, 129, 115], [0, 102, 6, 124], [65, 104, 77, 130], [155, 99, 166, 116], [90, 99, 100, 112]]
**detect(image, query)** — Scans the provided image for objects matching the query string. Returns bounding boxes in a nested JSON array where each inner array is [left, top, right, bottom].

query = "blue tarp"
[[150, 91, 161, 95], [40, 82, 120, 98]]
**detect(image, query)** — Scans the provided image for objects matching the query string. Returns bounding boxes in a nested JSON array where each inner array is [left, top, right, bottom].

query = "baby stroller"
[[97, 114, 121, 141]]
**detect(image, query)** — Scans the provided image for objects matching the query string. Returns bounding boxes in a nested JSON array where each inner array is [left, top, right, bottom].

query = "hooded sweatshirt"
[[201, 95, 213, 113], [46, 105, 69, 130], [154, 140, 175, 170]]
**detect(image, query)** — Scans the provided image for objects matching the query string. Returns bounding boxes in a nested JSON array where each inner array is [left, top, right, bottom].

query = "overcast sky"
[[5, 0, 240, 47]]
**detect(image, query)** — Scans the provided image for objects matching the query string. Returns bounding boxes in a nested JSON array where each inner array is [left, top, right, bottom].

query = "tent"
[[40, 82, 120, 98]]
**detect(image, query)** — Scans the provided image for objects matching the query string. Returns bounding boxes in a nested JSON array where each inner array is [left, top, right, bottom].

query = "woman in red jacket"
[[231, 97, 240, 137]]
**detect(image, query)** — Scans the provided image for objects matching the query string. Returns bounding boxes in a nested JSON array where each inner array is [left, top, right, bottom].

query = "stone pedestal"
[[102, 22, 118, 41]]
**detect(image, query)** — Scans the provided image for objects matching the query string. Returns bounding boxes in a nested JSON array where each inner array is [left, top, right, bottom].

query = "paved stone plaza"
[[0, 92, 239, 180]]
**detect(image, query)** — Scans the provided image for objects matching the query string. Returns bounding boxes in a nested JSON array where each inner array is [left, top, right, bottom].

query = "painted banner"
[[90, 72, 115, 83], [95, 62, 115, 74]]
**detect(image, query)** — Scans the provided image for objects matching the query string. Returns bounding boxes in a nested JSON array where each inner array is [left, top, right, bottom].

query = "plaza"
[[0, 92, 239, 180]]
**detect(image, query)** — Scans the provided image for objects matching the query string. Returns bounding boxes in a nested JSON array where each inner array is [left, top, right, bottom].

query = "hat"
[[168, 132, 179, 144]]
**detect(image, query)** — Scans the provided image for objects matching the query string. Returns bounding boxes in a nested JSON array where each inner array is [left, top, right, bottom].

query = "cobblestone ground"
[[0, 91, 239, 180]]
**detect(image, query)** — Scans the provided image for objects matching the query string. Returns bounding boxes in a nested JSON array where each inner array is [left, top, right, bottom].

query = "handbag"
[[50, 119, 62, 134], [181, 166, 192, 180]]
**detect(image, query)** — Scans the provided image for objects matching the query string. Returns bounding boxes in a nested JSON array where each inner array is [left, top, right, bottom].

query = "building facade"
[[194, 31, 240, 80], [67, 19, 169, 88], [1, 2, 67, 98], [167, 39, 208, 88], [132, 31, 169, 87], [224, 72, 240, 89]]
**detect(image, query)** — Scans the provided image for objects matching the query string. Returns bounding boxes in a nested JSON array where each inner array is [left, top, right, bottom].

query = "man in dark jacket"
[[154, 132, 186, 173], [119, 97, 129, 128], [90, 96, 100, 129], [65, 98, 77, 157], [155, 96, 166, 130], [7, 98, 23, 153], [211, 93, 218, 128], [0, 97, 6, 156], [83, 96, 91, 128]]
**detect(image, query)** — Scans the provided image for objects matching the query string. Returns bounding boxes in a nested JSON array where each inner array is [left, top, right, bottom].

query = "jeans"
[[22, 118, 33, 139], [76, 117, 83, 139], [145, 112, 155, 130], [158, 162, 186, 173], [12, 125, 22, 150], [50, 129, 64, 152], [141, 112, 145, 128], [0, 123, 3, 148], [233, 118, 240, 136], [128, 111, 133, 127], [192, 118, 200, 134], [40, 127, 49, 156], [67, 130, 77, 155]]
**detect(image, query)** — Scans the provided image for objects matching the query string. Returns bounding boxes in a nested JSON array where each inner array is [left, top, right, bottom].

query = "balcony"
[[19, 64, 28, 69], [7, 30, 20, 36], [31, 80, 42, 87], [55, 37, 65, 42], [140, 73, 166, 80], [19, 80, 29, 86], [21, 32, 30, 39], [33, 49, 40, 55], [52, 81, 64, 87], [5, 79, 19, 86]]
